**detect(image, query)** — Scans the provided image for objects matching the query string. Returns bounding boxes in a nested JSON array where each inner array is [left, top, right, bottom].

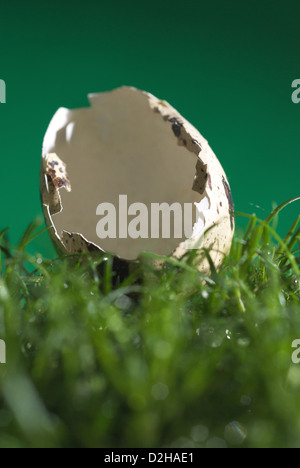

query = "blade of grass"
[[277, 215, 300, 257], [17, 219, 43, 252], [0, 227, 10, 277], [24, 226, 52, 247], [243, 214, 257, 241], [264, 196, 300, 224], [240, 224, 264, 277], [236, 212, 300, 276]]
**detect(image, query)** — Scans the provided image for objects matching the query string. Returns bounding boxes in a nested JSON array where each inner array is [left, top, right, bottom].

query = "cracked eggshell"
[[40, 86, 234, 272]]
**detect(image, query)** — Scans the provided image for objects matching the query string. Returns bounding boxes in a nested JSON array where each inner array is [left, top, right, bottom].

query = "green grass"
[[1, 201, 300, 448]]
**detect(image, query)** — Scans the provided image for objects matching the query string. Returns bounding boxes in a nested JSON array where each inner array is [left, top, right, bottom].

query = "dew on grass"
[[191, 424, 209, 443], [151, 382, 169, 400], [211, 335, 223, 348], [206, 436, 227, 448], [237, 337, 250, 347], [240, 395, 252, 406], [114, 294, 133, 311], [170, 437, 196, 448], [224, 420, 247, 445]]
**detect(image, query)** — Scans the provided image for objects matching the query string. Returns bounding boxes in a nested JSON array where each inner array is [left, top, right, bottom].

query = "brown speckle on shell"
[[45, 153, 71, 193]]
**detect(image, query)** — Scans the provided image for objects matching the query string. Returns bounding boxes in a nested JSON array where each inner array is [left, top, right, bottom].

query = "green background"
[[0, 0, 299, 256]]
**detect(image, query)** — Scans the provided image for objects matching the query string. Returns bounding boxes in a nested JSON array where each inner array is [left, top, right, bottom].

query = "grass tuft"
[[0, 201, 300, 448]]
